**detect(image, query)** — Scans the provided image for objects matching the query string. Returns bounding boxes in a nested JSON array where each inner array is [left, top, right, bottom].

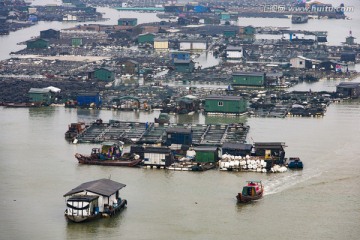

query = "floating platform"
[[72, 120, 249, 146]]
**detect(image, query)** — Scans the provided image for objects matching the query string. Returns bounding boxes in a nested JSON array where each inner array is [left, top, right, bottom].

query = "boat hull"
[[75, 153, 142, 167], [236, 191, 263, 203]]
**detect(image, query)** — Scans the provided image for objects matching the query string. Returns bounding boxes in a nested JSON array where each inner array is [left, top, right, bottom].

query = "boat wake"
[[263, 169, 322, 196]]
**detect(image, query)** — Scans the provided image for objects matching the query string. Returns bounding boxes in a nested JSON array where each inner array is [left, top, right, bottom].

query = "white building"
[[179, 39, 207, 51], [225, 46, 244, 59]]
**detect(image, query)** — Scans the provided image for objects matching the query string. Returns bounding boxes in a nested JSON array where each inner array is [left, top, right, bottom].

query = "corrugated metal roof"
[[29, 88, 51, 94], [63, 179, 126, 197], [206, 95, 242, 101], [222, 142, 252, 150]]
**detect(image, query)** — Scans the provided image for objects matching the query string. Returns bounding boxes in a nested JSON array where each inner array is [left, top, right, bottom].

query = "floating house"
[[176, 95, 200, 114], [121, 60, 140, 75], [28, 88, 52, 105], [223, 29, 237, 38], [26, 38, 49, 49], [153, 38, 169, 51], [225, 46, 243, 60], [164, 4, 185, 13], [71, 37, 83, 47], [118, 18, 137, 26], [204, 95, 247, 114], [165, 127, 192, 146], [253, 142, 286, 165], [63, 178, 127, 223], [179, 39, 207, 51], [76, 92, 102, 108], [137, 33, 155, 44], [40, 28, 60, 39], [340, 52, 356, 63], [89, 68, 115, 82], [221, 142, 253, 156], [336, 82, 360, 98], [170, 51, 190, 62], [141, 146, 174, 167], [194, 146, 221, 163], [232, 72, 266, 88], [290, 56, 314, 69], [173, 59, 195, 73]]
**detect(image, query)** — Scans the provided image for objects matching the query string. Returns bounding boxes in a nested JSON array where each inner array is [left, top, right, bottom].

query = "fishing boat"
[[236, 181, 264, 203], [64, 178, 127, 223], [75, 141, 142, 167]]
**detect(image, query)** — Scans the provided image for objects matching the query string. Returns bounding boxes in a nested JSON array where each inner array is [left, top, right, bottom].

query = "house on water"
[[118, 18, 137, 26], [253, 142, 286, 165], [76, 92, 102, 108], [137, 33, 155, 44], [204, 95, 247, 114], [336, 82, 360, 98], [89, 67, 115, 82], [194, 146, 221, 163], [232, 72, 266, 88], [40, 28, 60, 39], [132, 146, 174, 168], [28, 88, 52, 105], [173, 59, 195, 73], [221, 142, 253, 156], [165, 127, 192, 146], [120, 60, 140, 75], [26, 38, 49, 49], [63, 178, 126, 222]]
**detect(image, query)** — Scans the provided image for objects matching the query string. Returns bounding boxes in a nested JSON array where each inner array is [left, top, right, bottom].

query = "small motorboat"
[[236, 181, 264, 203], [287, 157, 303, 169]]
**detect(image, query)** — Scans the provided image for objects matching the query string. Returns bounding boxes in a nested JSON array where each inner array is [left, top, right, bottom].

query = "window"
[[299, 61, 303, 65], [218, 101, 223, 106]]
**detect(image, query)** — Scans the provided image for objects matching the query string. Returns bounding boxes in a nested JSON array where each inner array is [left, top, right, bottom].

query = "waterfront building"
[[232, 72, 266, 88], [28, 88, 52, 105], [194, 146, 221, 163], [121, 60, 140, 75], [225, 46, 243, 60], [40, 28, 60, 39], [179, 39, 207, 51], [26, 38, 49, 49], [89, 68, 115, 82], [71, 37, 83, 47], [137, 33, 155, 44], [76, 92, 102, 108], [165, 128, 192, 146], [154, 38, 169, 51], [221, 142, 253, 156], [336, 82, 360, 98], [173, 59, 194, 73], [117, 18, 137, 26], [204, 95, 247, 114]]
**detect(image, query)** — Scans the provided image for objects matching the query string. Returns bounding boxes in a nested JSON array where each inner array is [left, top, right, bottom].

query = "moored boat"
[[75, 141, 142, 167], [287, 157, 303, 169], [236, 181, 264, 203], [64, 178, 127, 223]]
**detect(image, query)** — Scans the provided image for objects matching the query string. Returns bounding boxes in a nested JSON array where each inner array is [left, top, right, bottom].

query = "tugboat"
[[75, 141, 142, 167], [64, 178, 127, 223], [236, 181, 264, 203]]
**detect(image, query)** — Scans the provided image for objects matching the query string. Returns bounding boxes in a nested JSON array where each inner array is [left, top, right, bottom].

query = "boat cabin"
[[93, 142, 124, 160], [243, 181, 262, 196], [63, 179, 126, 222]]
